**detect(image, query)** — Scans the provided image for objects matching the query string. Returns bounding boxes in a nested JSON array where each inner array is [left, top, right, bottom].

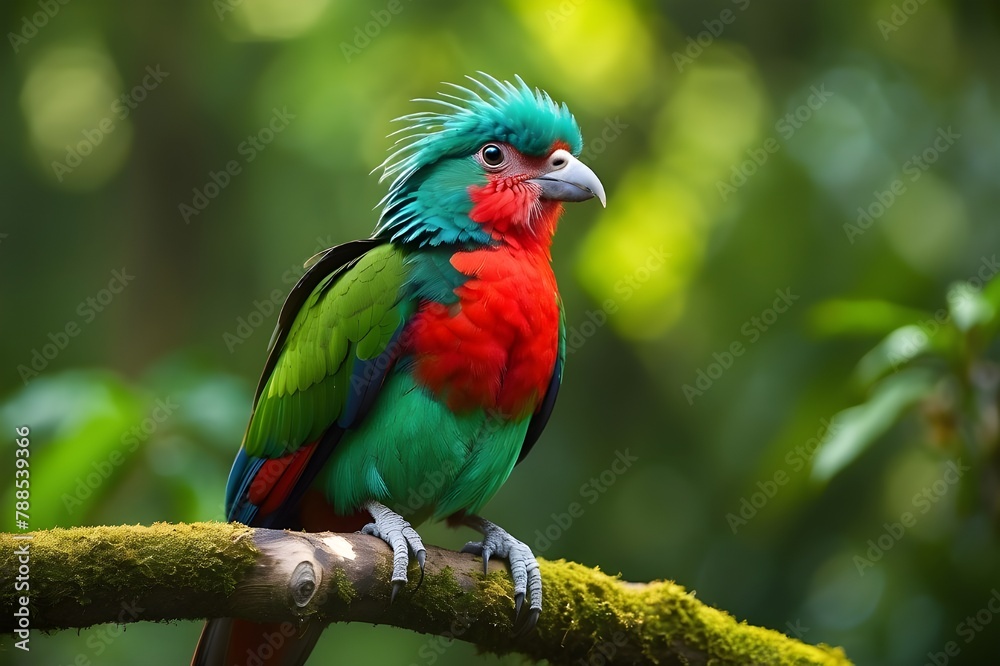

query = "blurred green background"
[[3, 1, 1000, 664]]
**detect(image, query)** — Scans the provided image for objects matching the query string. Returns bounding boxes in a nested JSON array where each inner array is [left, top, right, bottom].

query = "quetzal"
[[192, 74, 605, 666]]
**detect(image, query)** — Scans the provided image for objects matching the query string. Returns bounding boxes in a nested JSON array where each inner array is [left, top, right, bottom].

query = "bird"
[[192, 73, 606, 666]]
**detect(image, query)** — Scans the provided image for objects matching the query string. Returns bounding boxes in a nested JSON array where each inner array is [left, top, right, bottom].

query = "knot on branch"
[[0, 523, 853, 666], [289, 561, 317, 608]]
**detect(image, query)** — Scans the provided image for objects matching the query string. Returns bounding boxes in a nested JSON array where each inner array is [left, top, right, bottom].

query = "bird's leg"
[[460, 515, 541, 635], [361, 500, 426, 601]]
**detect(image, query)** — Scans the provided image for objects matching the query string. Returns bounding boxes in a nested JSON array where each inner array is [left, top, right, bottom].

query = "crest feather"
[[372, 74, 583, 241]]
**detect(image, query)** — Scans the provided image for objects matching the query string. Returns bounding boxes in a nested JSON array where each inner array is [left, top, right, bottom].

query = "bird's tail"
[[191, 618, 323, 666]]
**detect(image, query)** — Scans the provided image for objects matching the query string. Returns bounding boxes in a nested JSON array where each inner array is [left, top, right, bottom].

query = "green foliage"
[[3, 1, 1000, 664], [812, 272, 1000, 503]]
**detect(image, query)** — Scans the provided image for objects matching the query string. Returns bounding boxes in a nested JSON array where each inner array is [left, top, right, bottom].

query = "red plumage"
[[406, 190, 562, 419]]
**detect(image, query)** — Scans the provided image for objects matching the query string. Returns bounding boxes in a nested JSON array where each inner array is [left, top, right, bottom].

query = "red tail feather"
[[192, 619, 323, 666]]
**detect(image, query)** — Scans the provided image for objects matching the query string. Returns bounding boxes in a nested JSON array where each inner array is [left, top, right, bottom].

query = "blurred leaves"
[[808, 299, 934, 338], [0, 361, 249, 529], [811, 274, 1000, 493], [948, 281, 996, 335], [1, 371, 143, 527], [3, 1, 1000, 664], [811, 368, 937, 483]]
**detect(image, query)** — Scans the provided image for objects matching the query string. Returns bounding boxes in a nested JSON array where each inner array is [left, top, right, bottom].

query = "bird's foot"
[[461, 515, 541, 635], [361, 501, 426, 602]]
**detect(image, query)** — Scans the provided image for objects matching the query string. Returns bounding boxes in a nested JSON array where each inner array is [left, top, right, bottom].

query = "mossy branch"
[[1, 522, 850, 665]]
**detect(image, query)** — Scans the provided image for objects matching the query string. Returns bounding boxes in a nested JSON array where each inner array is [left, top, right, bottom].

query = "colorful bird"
[[192, 74, 605, 666]]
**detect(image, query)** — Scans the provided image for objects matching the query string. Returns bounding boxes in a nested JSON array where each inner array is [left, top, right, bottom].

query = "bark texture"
[[0, 522, 852, 665]]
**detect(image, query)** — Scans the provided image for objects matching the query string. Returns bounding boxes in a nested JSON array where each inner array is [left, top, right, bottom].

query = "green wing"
[[243, 242, 410, 459]]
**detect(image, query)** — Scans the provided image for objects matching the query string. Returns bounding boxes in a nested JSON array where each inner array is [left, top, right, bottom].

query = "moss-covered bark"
[[2, 522, 257, 630], [0, 522, 851, 665]]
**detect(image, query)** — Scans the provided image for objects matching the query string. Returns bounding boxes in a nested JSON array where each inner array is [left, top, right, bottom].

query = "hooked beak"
[[527, 149, 606, 207]]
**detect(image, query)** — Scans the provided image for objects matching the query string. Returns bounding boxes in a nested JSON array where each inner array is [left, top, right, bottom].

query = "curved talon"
[[461, 540, 494, 574], [513, 608, 540, 636], [461, 516, 543, 635], [362, 501, 427, 602], [413, 549, 427, 592]]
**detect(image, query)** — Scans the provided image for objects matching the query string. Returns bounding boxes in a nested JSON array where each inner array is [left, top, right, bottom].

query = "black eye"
[[480, 144, 504, 167]]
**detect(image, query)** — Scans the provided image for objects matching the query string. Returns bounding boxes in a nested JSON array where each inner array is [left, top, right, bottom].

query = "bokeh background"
[[3, 1, 1000, 664]]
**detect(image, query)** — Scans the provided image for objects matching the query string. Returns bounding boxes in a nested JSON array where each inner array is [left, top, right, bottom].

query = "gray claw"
[[461, 541, 483, 556], [461, 540, 493, 573], [461, 516, 543, 634], [362, 501, 426, 601], [513, 608, 540, 637], [414, 549, 427, 592]]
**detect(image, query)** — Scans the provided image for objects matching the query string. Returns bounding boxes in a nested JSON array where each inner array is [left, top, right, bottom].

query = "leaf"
[[982, 271, 1000, 310], [947, 282, 995, 333], [0, 371, 144, 528], [807, 299, 931, 338], [854, 323, 954, 386], [811, 368, 938, 484]]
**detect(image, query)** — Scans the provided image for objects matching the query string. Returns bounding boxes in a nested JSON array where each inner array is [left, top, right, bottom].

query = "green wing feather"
[[244, 243, 410, 459]]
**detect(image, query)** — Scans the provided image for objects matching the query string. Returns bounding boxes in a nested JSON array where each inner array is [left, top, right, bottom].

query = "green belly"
[[320, 372, 528, 524]]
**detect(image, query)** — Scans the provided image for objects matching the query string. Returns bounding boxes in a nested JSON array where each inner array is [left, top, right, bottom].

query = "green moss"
[[327, 567, 356, 605], [403, 566, 468, 631], [1, 525, 851, 664], [453, 558, 852, 665], [0, 522, 258, 628], [539, 559, 848, 665]]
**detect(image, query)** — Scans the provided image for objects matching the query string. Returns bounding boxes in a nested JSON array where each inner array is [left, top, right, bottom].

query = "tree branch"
[[1, 523, 850, 665]]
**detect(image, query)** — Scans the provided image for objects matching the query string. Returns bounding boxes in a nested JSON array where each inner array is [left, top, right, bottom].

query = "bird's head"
[[373, 74, 605, 248]]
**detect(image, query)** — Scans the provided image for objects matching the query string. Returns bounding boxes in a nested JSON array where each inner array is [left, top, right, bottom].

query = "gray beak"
[[527, 149, 607, 207]]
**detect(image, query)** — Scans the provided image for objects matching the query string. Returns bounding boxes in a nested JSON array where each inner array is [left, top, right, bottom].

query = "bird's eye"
[[480, 144, 505, 167]]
